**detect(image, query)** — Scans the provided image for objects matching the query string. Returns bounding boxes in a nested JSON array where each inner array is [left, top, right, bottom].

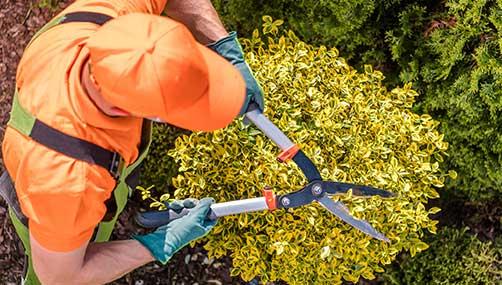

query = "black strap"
[[27, 11, 122, 178], [30, 120, 122, 178], [61, 11, 113, 25], [0, 172, 28, 225]]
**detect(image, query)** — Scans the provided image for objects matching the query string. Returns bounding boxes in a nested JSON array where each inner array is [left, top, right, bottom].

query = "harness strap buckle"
[[109, 152, 122, 179]]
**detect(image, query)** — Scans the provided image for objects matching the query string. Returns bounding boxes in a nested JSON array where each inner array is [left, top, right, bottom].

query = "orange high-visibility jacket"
[[2, 0, 167, 252]]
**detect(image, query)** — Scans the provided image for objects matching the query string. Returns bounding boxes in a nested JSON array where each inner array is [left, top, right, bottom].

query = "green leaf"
[[428, 207, 441, 215], [150, 201, 163, 209], [320, 246, 330, 260]]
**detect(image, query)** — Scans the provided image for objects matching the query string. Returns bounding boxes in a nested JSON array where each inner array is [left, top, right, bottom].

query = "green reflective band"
[[9, 209, 41, 285], [94, 180, 129, 242], [8, 15, 67, 135], [8, 91, 36, 136]]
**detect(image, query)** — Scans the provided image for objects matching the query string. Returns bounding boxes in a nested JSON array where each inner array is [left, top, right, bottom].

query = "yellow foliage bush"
[[167, 20, 452, 284]]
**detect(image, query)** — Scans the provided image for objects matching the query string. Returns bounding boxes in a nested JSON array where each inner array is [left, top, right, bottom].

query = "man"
[[0, 0, 264, 284]]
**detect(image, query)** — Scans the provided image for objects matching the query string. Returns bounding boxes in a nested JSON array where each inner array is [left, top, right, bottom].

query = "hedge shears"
[[136, 106, 395, 242]]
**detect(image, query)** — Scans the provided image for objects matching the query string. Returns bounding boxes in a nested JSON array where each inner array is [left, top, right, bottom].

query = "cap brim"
[[162, 44, 246, 131]]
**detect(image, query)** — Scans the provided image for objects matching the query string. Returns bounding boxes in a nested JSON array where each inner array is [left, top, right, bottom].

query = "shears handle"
[[135, 195, 276, 228], [135, 207, 214, 228], [244, 108, 295, 151]]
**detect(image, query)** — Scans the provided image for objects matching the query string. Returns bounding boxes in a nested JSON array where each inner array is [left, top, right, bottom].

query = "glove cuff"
[[133, 234, 171, 265], [207, 31, 245, 64], [207, 31, 237, 49]]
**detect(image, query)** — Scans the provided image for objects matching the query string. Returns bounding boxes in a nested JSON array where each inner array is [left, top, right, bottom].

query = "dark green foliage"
[[212, 0, 436, 77], [139, 123, 189, 191], [384, 4, 431, 83], [384, 227, 502, 284], [391, 0, 502, 200]]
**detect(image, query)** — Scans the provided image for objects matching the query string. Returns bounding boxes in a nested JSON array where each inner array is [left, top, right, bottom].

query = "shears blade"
[[317, 195, 390, 242], [324, 182, 395, 198]]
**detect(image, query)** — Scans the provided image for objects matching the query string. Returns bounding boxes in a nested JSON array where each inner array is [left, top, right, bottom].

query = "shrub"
[[212, 0, 437, 77], [388, 0, 502, 200], [384, 227, 502, 284], [140, 124, 189, 191], [165, 21, 452, 284]]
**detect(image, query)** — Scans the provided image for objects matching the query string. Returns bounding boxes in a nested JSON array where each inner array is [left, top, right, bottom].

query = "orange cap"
[[86, 13, 246, 131]]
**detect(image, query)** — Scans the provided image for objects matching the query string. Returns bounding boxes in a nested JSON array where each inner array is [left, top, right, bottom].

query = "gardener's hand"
[[208, 32, 264, 115], [133, 197, 217, 264], [165, 198, 197, 212]]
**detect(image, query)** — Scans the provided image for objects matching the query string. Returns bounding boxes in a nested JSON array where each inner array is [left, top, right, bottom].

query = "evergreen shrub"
[[212, 0, 436, 74], [164, 20, 453, 284], [388, 0, 502, 200], [384, 227, 502, 285]]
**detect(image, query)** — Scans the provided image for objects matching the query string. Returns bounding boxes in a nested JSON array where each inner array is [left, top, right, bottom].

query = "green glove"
[[208, 31, 265, 115], [133, 197, 217, 264], [166, 198, 197, 212]]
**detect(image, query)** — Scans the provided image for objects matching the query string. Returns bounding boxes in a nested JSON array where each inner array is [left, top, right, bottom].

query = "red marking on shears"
[[262, 187, 277, 211], [277, 144, 300, 163]]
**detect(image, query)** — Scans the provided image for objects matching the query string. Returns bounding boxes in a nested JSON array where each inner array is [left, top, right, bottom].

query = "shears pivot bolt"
[[311, 183, 323, 196], [281, 197, 291, 206]]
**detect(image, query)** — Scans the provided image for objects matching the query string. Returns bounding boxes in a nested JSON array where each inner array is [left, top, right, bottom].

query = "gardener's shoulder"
[[57, 0, 167, 18]]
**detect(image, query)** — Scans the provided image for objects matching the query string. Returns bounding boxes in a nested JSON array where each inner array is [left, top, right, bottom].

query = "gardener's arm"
[[31, 237, 153, 285], [164, 0, 265, 114], [163, 0, 228, 44], [31, 198, 215, 285]]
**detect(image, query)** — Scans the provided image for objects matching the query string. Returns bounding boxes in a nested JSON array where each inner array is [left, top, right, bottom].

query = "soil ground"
[[0, 1, 500, 284]]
